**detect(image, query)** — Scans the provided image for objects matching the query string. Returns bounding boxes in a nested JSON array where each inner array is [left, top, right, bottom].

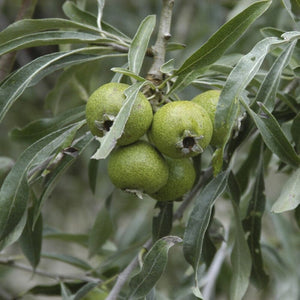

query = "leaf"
[[33, 133, 94, 224], [242, 101, 300, 168], [88, 206, 113, 258], [228, 173, 251, 300], [62, 1, 130, 41], [128, 15, 156, 75], [152, 201, 173, 241], [43, 227, 88, 247], [88, 159, 99, 194], [92, 81, 148, 159], [73, 283, 100, 300], [128, 236, 182, 299], [0, 31, 116, 57], [183, 172, 228, 279], [111, 67, 146, 82], [42, 253, 92, 271], [0, 210, 27, 251], [291, 112, 300, 152], [61, 282, 73, 300], [212, 33, 300, 173], [254, 41, 297, 111], [19, 207, 43, 269], [0, 122, 84, 241], [0, 156, 14, 185], [170, 0, 272, 93], [28, 282, 85, 296], [235, 136, 262, 194], [160, 59, 175, 74], [0, 47, 124, 123], [242, 147, 269, 288], [282, 0, 300, 24], [97, 0, 106, 30], [271, 168, 300, 213], [0, 18, 100, 44], [10, 106, 85, 143]]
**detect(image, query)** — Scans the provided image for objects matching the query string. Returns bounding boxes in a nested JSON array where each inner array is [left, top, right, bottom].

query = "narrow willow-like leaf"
[[260, 27, 285, 38], [0, 47, 123, 122], [19, 207, 43, 269], [111, 67, 146, 82], [0, 18, 100, 44], [214, 37, 281, 146], [183, 172, 228, 278], [236, 136, 261, 195], [170, 0, 271, 93], [0, 31, 116, 57], [74, 284, 100, 300], [0, 156, 14, 185], [291, 112, 300, 152], [62, 1, 130, 41], [88, 206, 113, 258], [282, 0, 300, 24], [92, 81, 148, 159], [128, 15, 156, 75], [88, 159, 99, 194], [242, 148, 269, 288], [228, 173, 251, 300], [10, 106, 85, 143], [255, 41, 296, 111], [60, 282, 73, 300], [271, 168, 300, 213], [128, 236, 182, 299], [43, 227, 88, 247], [42, 253, 92, 271], [160, 59, 175, 74], [242, 101, 300, 167], [0, 123, 84, 241], [152, 201, 173, 241], [212, 34, 299, 174], [34, 133, 94, 225], [28, 282, 85, 296], [0, 210, 27, 251]]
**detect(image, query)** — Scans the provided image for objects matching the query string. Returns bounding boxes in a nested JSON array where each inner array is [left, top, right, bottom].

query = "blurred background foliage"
[[0, 0, 299, 299]]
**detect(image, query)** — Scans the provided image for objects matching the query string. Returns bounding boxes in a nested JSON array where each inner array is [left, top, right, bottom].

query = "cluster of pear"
[[85, 83, 221, 201]]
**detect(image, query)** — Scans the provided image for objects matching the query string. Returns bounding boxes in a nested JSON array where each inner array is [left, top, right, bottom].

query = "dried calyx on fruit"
[[149, 101, 213, 158], [85, 82, 153, 145]]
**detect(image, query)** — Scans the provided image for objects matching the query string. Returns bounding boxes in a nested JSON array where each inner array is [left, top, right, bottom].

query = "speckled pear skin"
[[108, 141, 169, 194], [192, 90, 223, 147], [149, 101, 213, 158], [86, 82, 153, 145], [151, 157, 196, 201]]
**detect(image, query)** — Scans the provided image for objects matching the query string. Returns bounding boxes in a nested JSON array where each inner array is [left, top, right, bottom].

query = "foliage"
[[0, 0, 299, 299]]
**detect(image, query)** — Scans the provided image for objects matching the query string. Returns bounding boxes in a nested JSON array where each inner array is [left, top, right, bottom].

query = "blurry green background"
[[0, 0, 298, 299]]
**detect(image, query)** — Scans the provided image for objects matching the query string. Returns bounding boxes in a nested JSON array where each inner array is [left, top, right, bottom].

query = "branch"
[[0, 258, 101, 284], [147, 0, 175, 85], [106, 239, 153, 300]]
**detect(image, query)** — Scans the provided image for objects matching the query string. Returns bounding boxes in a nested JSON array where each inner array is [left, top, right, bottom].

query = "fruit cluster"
[[86, 83, 221, 201]]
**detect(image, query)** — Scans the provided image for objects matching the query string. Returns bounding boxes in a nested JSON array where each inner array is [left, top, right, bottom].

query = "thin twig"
[[0, 258, 101, 284], [147, 0, 175, 84], [106, 239, 153, 300]]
